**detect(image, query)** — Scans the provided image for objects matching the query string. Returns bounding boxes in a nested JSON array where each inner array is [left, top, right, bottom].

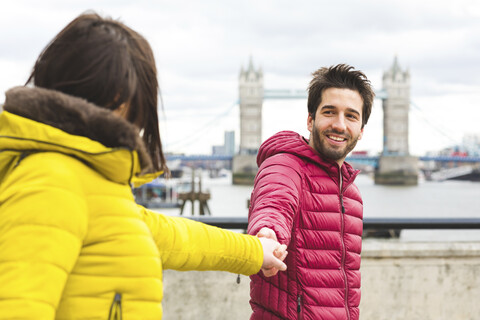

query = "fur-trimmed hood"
[[0, 86, 155, 184]]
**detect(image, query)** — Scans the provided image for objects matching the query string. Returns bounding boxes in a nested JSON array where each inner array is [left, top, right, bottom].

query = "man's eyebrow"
[[320, 105, 336, 110], [346, 107, 361, 116], [320, 105, 361, 116]]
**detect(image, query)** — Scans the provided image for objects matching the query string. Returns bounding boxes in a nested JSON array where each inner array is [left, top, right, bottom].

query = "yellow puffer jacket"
[[0, 87, 263, 319]]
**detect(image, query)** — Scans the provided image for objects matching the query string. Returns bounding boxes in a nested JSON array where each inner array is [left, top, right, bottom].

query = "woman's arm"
[[141, 208, 286, 275]]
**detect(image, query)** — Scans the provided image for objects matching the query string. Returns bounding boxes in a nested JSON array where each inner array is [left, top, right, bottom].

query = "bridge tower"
[[374, 57, 418, 185], [232, 57, 264, 184], [238, 57, 264, 153]]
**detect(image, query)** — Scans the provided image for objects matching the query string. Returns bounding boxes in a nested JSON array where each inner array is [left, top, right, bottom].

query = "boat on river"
[[133, 179, 180, 208], [133, 163, 192, 208]]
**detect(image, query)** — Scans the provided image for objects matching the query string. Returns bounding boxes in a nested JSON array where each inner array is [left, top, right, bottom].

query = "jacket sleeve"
[[0, 154, 88, 319], [140, 208, 263, 275], [247, 154, 302, 247]]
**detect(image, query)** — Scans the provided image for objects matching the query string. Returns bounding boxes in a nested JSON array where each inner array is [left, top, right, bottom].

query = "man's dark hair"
[[307, 64, 375, 128]]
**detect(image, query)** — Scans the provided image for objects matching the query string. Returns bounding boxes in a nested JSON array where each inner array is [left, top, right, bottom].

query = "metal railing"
[[186, 216, 480, 230]]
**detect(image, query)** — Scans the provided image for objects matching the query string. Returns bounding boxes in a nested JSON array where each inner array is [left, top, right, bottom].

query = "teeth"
[[329, 135, 345, 142]]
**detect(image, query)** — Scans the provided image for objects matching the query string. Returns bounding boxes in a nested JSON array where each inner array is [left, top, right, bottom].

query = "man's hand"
[[257, 227, 278, 241], [257, 227, 288, 277]]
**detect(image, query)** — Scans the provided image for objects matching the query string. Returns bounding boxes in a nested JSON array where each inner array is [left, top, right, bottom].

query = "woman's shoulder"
[[7, 151, 93, 193]]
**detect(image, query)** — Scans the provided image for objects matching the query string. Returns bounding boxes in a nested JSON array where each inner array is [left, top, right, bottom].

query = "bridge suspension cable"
[[409, 100, 459, 146], [164, 101, 238, 151]]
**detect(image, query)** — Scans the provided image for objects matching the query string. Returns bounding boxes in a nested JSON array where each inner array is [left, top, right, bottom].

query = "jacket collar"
[[1, 86, 156, 184], [257, 130, 359, 185]]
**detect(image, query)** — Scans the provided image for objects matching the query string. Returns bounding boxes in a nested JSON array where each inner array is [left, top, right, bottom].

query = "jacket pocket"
[[108, 293, 122, 320]]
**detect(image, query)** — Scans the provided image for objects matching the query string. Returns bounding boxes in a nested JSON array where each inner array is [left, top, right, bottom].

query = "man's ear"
[[358, 127, 364, 140], [307, 114, 314, 133]]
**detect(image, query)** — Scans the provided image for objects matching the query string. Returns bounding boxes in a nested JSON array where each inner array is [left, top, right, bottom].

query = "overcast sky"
[[1, 0, 479, 156]]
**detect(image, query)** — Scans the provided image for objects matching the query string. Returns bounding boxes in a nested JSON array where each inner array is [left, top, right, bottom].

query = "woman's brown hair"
[[26, 12, 167, 173]]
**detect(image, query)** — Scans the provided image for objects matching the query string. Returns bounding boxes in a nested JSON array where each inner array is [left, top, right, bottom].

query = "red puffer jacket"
[[248, 131, 363, 320]]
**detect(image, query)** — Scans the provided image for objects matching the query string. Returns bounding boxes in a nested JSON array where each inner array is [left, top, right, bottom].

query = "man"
[[247, 64, 374, 320]]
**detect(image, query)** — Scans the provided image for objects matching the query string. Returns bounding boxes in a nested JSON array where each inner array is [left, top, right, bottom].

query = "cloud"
[[1, 0, 479, 155]]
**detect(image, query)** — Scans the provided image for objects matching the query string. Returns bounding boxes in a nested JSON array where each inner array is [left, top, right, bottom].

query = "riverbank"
[[156, 172, 480, 242]]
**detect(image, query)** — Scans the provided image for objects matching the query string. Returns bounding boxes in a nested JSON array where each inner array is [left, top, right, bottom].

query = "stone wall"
[[374, 155, 419, 185], [360, 241, 480, 320], [232, 154, 257, 185], [162, 241, 480, 320]]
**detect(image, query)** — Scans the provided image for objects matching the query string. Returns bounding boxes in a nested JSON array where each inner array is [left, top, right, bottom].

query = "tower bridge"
[[233, 57, 419, 185], [165, 58, 479, 184]]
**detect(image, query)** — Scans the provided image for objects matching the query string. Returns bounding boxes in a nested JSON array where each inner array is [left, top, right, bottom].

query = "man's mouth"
[[327, 135, 346, 142]]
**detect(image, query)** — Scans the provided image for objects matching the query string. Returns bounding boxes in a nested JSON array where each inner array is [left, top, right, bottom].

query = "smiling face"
[[307, 87, 364, 166]]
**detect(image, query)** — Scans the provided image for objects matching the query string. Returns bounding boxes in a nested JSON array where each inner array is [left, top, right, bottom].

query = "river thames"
[[158, 173, 480, 242]]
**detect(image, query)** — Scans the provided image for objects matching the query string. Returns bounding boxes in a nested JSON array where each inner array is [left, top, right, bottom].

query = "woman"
[[0, 12, 286, 319]]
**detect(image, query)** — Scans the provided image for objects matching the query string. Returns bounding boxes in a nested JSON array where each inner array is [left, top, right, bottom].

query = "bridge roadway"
[[166, 154, 480, 168], [262, 88, 389, 100]]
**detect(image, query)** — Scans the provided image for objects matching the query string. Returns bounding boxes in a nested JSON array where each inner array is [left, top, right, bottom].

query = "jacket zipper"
[[297, 294, 303, 319], [293, 185, 305, 320], [108, 293, 123, 320], [339, 171, 351, 320]]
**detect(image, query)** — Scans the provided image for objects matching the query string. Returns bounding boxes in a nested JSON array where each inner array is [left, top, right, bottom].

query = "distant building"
[[432, 133, 480, 157], [224, 131, 235, 156], [463, 134, 480, 156], [211, 130, 235, 156], [211, 145, 226, 156]]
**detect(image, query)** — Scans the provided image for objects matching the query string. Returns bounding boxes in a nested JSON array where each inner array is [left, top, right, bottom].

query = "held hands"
[[257, 227, 288, 277]]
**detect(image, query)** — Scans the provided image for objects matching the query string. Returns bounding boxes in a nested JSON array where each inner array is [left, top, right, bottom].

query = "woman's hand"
[[257, 227, 287, 277]]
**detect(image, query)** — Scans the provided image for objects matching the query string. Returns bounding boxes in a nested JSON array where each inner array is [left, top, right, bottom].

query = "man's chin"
[[321, 146, 348, 160], [318, 149, 346, 162], [324, 154, 345, 163], [313, 139, 353, 162]]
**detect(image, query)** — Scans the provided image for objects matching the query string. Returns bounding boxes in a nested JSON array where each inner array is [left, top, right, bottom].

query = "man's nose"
[[331, 115, 347, 132]]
